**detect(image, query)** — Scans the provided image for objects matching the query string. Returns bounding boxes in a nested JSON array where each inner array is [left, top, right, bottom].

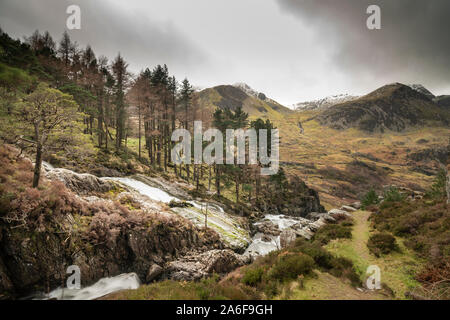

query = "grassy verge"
[[325, 210, 423, 299]]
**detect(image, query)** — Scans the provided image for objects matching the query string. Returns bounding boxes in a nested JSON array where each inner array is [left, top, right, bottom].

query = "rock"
[[92, 167, 123, 178], [305, 212, 322, 220], [0, 257, 13, 297], [328, 209, 351, 217], [293, 227, 314, 240], [280, 229, 297, 248], [45, 168, 115, 194], [146, 264, 163, 282], [322, 215, 336, 223], [255, 221, 281, 236], [306, 212, 335, 223], [308, 218, 327, 232], [350, 201, 362, 209], [340, 205, 357, 212], [166, 250, 249, 281]]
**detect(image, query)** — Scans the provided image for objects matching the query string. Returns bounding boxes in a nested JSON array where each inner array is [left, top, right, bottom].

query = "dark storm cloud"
[[276, 0, 450, 93], [0, 0, 207, 73]]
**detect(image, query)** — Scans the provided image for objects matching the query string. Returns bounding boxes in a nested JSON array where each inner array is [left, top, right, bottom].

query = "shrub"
[[361, 189, 379, 209], [313, 224, 352, 245], [242, 267, 264, 287], [367, 233, 399, 256], [268, 253, 314, 282], [383, 186, 405, 203], [263, 280, 279, 298], [292, 242, 333, 269], [426, 169, 447, 199], [329, 257, 361, 286]]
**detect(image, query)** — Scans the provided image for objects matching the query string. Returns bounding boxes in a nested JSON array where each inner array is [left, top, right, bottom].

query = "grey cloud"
[[0, 0, 208, 74], [276, 0, 450, 94]]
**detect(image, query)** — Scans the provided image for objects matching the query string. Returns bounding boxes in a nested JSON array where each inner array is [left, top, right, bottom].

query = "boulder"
[[45, 168, 115, 194], [255, 221, 281, 236], [293, 227, 314, 240], [166, 249, 249, 281], [146, 264, 163, 282], [350, 201, 362, 209], [308, 218, 327, 232], [280, 229, 297, 248], [340, 205, 357, 212], [328, 209, 351, 217], [306, 212, 335, 223]]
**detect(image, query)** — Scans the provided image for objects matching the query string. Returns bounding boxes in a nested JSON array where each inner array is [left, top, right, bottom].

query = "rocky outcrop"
[[146, 264, 164, 282], [255, 221, 281, 236], [280, 229, 297, 248], [45, 168, 116, 195], [0, 208, 223, 297], [257, 176, 325, 218], [340, 205, 357, 212], [166, 249, 250, 281], [407, 145, 449, 164], [328, 209, 352, 217]]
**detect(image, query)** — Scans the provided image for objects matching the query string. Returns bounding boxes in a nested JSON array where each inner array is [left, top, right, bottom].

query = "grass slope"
[[325, 210, 423, 299]]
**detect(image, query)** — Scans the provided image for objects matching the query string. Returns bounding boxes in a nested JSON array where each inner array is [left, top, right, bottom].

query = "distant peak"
[[407, 84, 435, 99], [292, 93, 358, 111], [232, 83, 269, 101]]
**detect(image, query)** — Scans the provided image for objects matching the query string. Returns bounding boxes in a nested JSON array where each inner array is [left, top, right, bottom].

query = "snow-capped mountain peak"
[[292, 94, 358, 111]]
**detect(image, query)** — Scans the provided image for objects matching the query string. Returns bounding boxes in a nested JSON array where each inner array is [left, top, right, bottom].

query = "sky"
[[1, 0, 449, 106]]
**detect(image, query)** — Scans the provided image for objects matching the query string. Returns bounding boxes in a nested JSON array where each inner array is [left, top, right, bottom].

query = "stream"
[[38, 163, 308, 300]]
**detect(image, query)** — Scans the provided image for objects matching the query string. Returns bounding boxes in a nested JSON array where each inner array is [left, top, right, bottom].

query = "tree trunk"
[[215, 165, 221, 196], [33, 142, 43, 188], [138, 105, 141, 160], [208, 166, 212, 191], [235, 172, 239, 203]]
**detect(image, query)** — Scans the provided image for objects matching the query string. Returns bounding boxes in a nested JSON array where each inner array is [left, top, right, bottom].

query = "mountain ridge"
[[312, 83, 450, 132]]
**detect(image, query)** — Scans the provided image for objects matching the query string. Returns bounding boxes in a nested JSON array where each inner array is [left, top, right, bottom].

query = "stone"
[[45, 168, 114, 194], [280, 229, 297, 248], [340, 205, 357, 212], [308, 218, 327, 232], [328, 209, 351, 217], [351, 201, 362, 209], [166, 249, 249, 281], [146, 264, 163, 282]]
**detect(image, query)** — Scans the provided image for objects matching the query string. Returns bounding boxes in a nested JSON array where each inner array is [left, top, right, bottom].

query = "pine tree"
[[111, 53, 129, 149], [58, 31, 77, 66]]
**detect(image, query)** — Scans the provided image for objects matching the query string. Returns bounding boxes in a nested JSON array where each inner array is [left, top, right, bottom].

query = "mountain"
[[435, 95, 450, 110], [408, 84, 435, 100], [292, 94, 358, 111], [197, 84, 292, 120], [314, 83, 450, 132]]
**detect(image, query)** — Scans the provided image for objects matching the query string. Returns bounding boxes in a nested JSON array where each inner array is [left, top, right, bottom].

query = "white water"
[[244, 214, 303, 257], [105, 177, 178, 203], [40, 273, 140, 300], [38, 165, 306, 299], [106, 176, 251, 250]]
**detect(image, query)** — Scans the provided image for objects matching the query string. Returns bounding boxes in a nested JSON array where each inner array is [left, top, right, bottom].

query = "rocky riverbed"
[[1, 158, 347, 300]]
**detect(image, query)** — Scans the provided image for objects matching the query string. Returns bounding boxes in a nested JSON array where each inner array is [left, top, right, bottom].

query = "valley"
[[0, 27, 449, 301]]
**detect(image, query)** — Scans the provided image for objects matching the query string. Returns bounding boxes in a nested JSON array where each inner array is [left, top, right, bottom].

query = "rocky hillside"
[[314, 83, 450, 132], [0, 145, 249, 298], [197, 84, 292, 121], [436, 95, 450, 110]]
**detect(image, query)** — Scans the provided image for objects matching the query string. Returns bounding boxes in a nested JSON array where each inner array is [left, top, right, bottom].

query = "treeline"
[[0, 28, 294, 210]]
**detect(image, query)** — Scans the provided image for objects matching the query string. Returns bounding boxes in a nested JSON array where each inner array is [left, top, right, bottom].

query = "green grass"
[[325, 210, 423, 299]]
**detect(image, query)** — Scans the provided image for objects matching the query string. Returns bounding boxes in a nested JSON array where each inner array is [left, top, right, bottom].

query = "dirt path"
[[326, 210, 423, 299], [351, 210, 372, 261]]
